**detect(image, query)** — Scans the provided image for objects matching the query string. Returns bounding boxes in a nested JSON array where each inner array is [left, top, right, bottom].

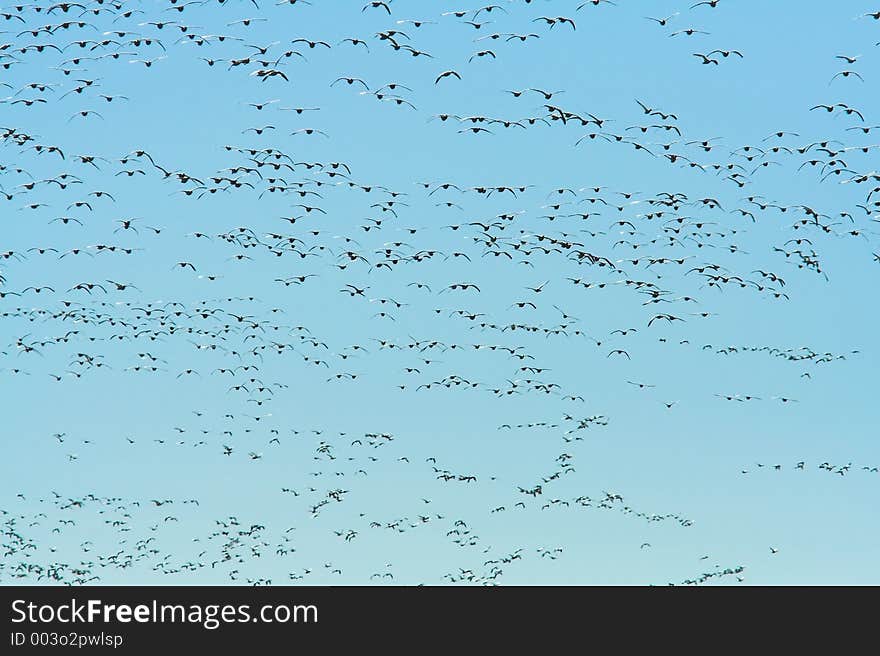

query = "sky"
[[1, 0, 878, 585]]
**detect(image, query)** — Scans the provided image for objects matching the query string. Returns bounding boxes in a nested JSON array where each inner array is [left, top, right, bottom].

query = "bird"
[[693, 53, 720, 65], [434, 70, 461, 84], [645, 14, 679, 26], [829, 71, 864, 84]]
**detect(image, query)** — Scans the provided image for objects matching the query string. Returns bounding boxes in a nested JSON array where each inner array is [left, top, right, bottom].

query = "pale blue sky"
[[1, 1, 878, 585]]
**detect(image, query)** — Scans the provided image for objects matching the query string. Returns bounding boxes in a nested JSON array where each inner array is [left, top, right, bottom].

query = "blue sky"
[[1, 0, 878, 585]]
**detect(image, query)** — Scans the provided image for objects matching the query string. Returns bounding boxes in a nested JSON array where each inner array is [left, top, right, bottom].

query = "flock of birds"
[[1, 0, 878, 586]]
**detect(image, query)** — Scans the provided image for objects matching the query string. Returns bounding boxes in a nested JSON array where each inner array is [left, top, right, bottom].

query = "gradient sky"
[[1, 0, 878, 585]]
